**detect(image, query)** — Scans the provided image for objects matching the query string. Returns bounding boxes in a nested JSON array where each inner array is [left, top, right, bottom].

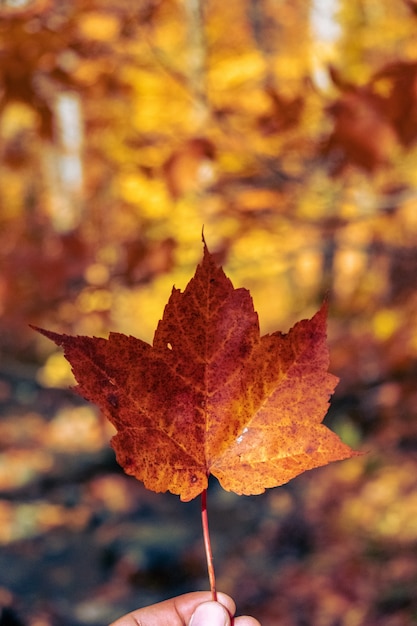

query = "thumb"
[[189, 601, 231, 626]]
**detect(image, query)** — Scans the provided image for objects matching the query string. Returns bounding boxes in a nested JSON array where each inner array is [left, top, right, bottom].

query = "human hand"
[[110, 591, 261, 626]]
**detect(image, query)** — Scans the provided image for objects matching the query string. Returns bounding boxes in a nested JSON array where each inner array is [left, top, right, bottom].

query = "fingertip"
[[234, 616, 262, 626], [189, 601, 231, 626]]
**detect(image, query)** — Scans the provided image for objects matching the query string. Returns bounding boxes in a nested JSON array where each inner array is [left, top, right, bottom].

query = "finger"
[[109, 591, 236, 626], [188, 601, 231, 626], [188, 602, 262, 626], [234, 616, 262, 626]]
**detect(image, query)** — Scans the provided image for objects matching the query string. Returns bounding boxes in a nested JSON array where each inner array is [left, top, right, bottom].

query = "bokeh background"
[[1, 1, 417, 624]]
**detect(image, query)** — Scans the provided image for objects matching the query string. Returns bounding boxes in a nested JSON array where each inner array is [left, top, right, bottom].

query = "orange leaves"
[[34, 244, 356, 501], [325, 61, 417, 174]]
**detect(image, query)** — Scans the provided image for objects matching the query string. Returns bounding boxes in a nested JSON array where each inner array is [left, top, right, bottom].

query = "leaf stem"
[[201, 488, 217, 601]]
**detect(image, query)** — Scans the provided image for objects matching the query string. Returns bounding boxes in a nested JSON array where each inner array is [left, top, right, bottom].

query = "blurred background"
[[1, 0, 417, 624]]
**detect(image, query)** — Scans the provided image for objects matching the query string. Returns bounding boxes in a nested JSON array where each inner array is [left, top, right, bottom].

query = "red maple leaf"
[[33, 243, 356, 503]]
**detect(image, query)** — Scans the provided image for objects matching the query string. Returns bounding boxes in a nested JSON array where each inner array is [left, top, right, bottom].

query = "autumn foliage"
[[34, 244, 355, 502], [2, 1, 417, 624]]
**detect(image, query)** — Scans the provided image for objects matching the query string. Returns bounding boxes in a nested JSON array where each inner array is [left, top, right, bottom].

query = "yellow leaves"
[[84, 262, 110, 287], [0, 448, 53, 492], [77, 289, 112, 314], [37, 351, 74, 388], [226, 228, 310, 330], [274, 53, 311, 84], [1, 0, 417, 404], [111, 284, 165, 343], [77, 12, 121, 42], [235, 188, 284, 213], [209, 51, 266, 91], [0, 498, 92, 544], [72, 58, 115, 86], [372, 309, 401, 341], [117, 171, 170, 219], [0, 102, 38, 138], [0, 103, 40, 220], [47, 405, 111, 453], [336, 2, 417, 89], [342, 459, 417, 543], [231, 229, 289, 279], [0, 170, 27, 220], [126, 68, 191, 134]]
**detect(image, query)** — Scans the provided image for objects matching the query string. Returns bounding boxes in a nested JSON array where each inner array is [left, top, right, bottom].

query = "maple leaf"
[[33, 244, 356, 502]]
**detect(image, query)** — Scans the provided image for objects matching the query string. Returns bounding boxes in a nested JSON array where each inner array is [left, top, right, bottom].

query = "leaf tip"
[[201, 225, 210, 254], [30, 324, 64, 346]]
